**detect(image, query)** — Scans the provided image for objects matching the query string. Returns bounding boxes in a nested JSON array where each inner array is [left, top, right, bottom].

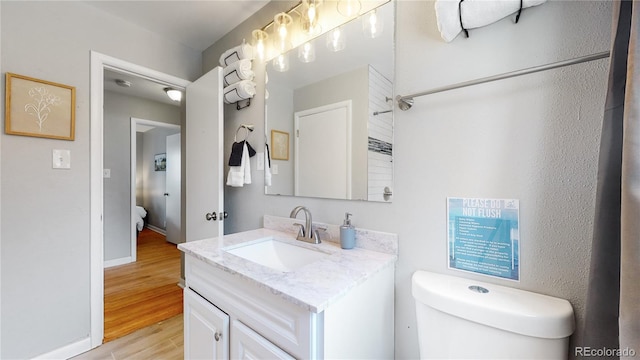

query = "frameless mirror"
[[265, 1, 394, 202]]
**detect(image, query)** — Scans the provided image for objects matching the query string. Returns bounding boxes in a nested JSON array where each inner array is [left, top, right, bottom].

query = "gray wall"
[[0, 2, 201, 358], [204, 1, 611, 358], [103, 91, 180, 262]]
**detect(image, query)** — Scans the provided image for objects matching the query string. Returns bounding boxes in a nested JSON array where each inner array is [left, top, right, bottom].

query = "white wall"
[[103, 91, 180, 262], [0, 2, 201, 358], [204, 1, 612, 358]]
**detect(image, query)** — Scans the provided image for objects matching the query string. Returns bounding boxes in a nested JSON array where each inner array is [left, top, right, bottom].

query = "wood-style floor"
[[73, 228, 184, 359], [103, 227, 183, 342]]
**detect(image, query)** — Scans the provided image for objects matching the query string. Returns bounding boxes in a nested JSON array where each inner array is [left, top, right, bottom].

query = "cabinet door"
[[231, 320, 295, 360], [184, 288, 229, 360]]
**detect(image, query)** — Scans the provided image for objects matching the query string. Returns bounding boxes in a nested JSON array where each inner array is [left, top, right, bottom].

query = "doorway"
[[90, 51, 191, 348]]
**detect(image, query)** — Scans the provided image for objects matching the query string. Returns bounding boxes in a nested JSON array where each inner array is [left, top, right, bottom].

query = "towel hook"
[[235, 124, 254, 142]]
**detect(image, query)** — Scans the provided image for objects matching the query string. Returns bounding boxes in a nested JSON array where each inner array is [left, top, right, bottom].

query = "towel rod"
[[396, 51, 611, 111]]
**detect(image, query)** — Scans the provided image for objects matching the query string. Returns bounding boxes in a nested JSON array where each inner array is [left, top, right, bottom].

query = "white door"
[[294, 100, 352, 199], [186, 67, 224, 241], [231, 320, 295, 360], [165, 133, 181, 244], [184, 289, 230, 360]]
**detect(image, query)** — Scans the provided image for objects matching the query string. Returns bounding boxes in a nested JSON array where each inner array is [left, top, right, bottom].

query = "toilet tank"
[[412, 271, 575, 359]]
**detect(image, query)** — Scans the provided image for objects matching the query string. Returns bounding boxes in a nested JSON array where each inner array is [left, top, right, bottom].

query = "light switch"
[[52, 149, 71, 169], [103, 169, 111, 178], [272, 164, 279, 175], [257, 152, 264, 171]]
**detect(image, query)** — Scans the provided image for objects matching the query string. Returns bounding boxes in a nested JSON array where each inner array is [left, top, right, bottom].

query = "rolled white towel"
[[219, 43, 254, 67], [435, 0, 546, 43], [223, 59, 254, 86], [223, 80, 256, 104]]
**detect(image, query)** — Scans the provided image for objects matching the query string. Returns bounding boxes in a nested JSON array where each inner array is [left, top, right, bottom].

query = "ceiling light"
[[252, 29, 269, 62], [115, 79, 131, 87], [164, 88, 182, 102]]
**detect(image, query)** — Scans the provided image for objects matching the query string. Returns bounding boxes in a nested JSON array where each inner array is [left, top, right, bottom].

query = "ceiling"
[[91, 0, 270, 106]]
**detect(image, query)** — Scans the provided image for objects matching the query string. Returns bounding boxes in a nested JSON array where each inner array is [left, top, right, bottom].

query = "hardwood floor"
[[72, 314, 183, 360], [104, 228, 183, 342], [73, 228, 184, 359]]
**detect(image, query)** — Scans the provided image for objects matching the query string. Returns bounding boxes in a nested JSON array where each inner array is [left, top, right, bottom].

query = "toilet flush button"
[[469, 285, 489, 294]]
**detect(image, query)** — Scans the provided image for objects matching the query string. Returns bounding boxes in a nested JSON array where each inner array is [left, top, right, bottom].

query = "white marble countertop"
[[179, 227, 397, 313]]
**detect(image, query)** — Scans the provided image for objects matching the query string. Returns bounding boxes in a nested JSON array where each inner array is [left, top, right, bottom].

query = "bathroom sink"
[[225, 237, 329, 272]]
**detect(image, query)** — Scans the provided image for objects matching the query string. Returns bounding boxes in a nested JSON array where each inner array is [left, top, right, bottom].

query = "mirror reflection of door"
[[294, 101, 352, 199]]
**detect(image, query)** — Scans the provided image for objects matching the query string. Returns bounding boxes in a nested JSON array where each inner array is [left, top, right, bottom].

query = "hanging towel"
[[228, 140, 256, 166], [434, 0, 546, 42], [223, 59, 254, 86], [223, 80, 256, 104], [219, 43, 254, 67], [226, 142, 252, 187], [265, 143, 272, 187]]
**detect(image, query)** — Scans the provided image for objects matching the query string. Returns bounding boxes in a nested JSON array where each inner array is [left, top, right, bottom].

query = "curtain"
[[583, 1, 640, 359]]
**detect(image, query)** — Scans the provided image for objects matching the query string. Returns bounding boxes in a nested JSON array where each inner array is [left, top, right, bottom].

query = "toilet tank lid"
[[412, 271, 575, 339]]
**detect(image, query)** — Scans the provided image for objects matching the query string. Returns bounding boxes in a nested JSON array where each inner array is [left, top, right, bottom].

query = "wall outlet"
[[52, 149, 71, 169], [103, 169, 111, 178], [272, 164, 279, 175]]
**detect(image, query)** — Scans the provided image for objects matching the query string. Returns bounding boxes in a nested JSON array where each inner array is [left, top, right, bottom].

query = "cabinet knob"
[[214, 332, 221, 341]]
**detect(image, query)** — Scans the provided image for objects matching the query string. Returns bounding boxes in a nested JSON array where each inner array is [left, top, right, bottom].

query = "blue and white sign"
[[447, 197, 520, 281]]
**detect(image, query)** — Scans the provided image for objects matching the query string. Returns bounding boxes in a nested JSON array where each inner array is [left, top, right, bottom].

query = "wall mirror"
[[265, 0, 394, 202]]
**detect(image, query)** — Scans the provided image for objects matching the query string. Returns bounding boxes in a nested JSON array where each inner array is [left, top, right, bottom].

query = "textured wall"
[[204, 1, 612, 358]]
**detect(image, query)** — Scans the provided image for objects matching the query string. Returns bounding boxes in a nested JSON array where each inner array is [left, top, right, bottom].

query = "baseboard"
[[104, 256, 133, 268], [146, 224, 166, 236], [33, 337, 91, 359]]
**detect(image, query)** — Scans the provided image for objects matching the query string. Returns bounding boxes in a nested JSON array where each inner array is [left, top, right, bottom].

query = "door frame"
[[130, 118, 181, 262], [90, 51, 190, 348]]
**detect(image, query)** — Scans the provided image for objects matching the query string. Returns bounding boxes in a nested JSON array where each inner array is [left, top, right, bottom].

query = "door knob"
[[214, 332, 221, 341], [164, 193, 169, 196], [205, 212, 217, 221], [221, 211, 228, 221]]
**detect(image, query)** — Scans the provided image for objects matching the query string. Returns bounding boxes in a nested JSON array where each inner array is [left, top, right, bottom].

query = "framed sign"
[[5, 73, 76, 140], [271, 130, 289, 160]]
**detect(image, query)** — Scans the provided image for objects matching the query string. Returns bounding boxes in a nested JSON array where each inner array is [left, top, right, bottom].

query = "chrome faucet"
[[289, 206, 321, 244]]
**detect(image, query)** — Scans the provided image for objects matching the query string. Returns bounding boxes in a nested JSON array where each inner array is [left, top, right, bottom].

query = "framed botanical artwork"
[[5, 73, 76, 140], [155, 153, 167, 171], [271, 130, 289, 161]]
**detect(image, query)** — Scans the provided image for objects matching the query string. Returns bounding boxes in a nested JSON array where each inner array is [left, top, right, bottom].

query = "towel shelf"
[[397, 51, 611, 111]]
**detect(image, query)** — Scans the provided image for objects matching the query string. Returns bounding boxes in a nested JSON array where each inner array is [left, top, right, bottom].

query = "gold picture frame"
[[5, 73, 76, 140], [271, 130, 289, 161]]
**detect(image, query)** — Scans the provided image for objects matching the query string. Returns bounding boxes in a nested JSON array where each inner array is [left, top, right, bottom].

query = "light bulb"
[[252, 29, 268, 61], [326, 26, 346, 52], [273, 13, 293, 53], [363, 9, 384, 39], [337, 0, 361, 17], [272, 53, 289, 72], [298, 42, 315, 63]]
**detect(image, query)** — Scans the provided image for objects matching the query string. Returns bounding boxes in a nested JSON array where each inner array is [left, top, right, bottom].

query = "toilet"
[[412, 271, 575, 359]]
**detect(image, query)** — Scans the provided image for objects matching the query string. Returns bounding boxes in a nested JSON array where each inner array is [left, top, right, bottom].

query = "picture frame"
[[5, 73, 76, 140], [154, 153, 166, 171], [271, 130, 289, 161]]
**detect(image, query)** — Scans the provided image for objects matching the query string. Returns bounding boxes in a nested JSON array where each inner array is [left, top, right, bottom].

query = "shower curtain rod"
[[396, 50, 611, 111]]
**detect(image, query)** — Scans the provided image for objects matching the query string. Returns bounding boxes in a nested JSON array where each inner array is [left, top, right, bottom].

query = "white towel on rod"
[[223, 59, 254, 86], [226, 142, 252, 187], [435, 0, 546, 43], [219, 43, 254, 67], [223, 80, 256, 104]]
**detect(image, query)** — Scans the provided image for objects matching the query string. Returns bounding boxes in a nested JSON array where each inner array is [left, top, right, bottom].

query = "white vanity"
[[179, 215, 397, 359]]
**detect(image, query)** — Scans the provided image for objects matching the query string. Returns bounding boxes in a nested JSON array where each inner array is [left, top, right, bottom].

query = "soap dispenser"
[[340, 212, 355, 249]]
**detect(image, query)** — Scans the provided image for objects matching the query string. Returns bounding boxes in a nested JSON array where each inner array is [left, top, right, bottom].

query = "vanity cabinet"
[[183, 253, 395, 359]]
